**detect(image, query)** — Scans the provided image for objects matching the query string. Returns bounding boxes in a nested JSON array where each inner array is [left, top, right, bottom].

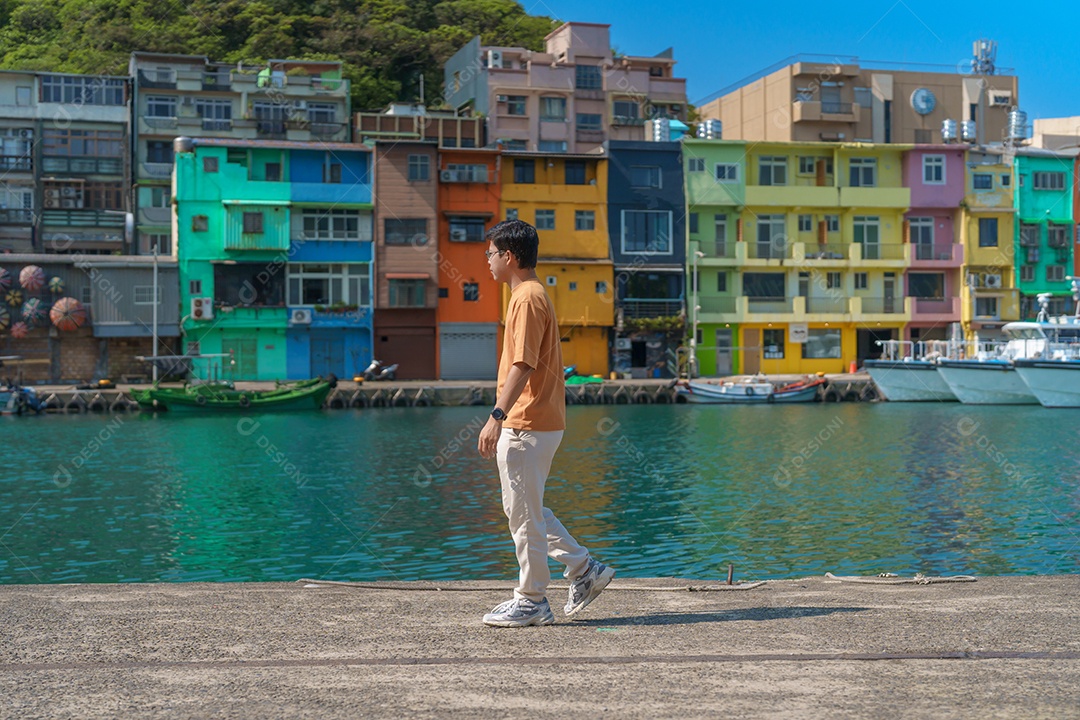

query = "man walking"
[[477, 219, 615, 628]]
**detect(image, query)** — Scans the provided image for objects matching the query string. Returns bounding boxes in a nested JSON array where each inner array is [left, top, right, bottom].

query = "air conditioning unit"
[[290, 308, 312, 325], [181, 96, 194, 107], [615, 338, 632, 350], [43, 197, 59, 208], [984, 273, 1002, 289], [294, 100, 307, 110], [61, 186, 78, 197], [18, 128, 32, 138], [440, 170, 454, 182], [546, 276, 557, 286], [191, 296, 214, 320], [990, 92, 1012, 107], [450, 228, 467, 241], [44, 189, 60, 199], [487, 50, 503, 69], [61, 199, 77, 208], [496, 95, 509, 103]]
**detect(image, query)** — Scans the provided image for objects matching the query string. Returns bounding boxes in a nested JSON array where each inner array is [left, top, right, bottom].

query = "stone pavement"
[[0, 575, 1077, 719]]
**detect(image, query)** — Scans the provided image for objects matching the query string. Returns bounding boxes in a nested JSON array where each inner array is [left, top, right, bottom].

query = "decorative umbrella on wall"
[[49, 297, 88, 331], [0, 307, 9, 330], [21, 297, 46, 327], [5, 289, 23, 308], [19, 265, 45, 293], [9, 322, 29, 339], [48, 276, 65, 294], [0, 268, 10, 293]]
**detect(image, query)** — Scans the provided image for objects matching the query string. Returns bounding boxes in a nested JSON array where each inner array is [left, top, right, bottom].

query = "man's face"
[[486, 243, 511, 282]]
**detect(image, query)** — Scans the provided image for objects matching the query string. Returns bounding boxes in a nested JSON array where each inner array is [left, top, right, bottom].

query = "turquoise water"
[[0, 403, 1077, 584]]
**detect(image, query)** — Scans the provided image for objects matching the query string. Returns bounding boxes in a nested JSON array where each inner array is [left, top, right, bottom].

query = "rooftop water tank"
[[961, 120, 977, 143], [1007, 109, 1030, 141], [697, 119, 722, 139], [651, 118, 671, 142], [941, 119, 958, 143], [174, 136, 195, 154]]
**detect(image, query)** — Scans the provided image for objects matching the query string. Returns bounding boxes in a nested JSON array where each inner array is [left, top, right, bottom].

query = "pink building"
[[443, 23, 687, 153], [901, 146, 966, 342]]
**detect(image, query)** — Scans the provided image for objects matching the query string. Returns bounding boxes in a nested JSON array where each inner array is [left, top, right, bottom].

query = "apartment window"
[[975, 297, 999, 318], [849, 157, 877, 187], [138, 233, 170, 255], [798, 156, 815, 175], [622, 210, 672, 254], [762, 329, 785, 360], [384, 218, 427, 245], [196, 99, 232, 130], [203, 157, 219, 173], [1048, 265, 1066, 282], [756, 215, 787, 258], [264, 162, 281, 182], [568, 282, 578, 291], [802, 329, 842, 359], [131, 285, 164, 305], [307, 102, 336, 124], [448, 217, 486, 243], [575, 65, 602, 90], [689, 213, 699, 234], [1001, 174, 1011, 187], [146, 140, 173, 164], [854, 272, 868, 290], [1020, 223, 1040, 247], [513, 159, 535, 184], [631, 166, 661, 188], [243, 212, 263, 234], [538, 140, 567, 153], [215, 263, 285, 306], [798, 214, 812, 232], [575, 210, 595, 231], [506, 208, 518, 221], [408, 154, 430, 181], [613, 100, 639, 119], [758, 156, 788, 186], [1048, 224, 1069, 247], [909, 217, 934, 256], [978, 217, 998, 247], [540, 96, 567, 121], [853, 216, 880, 257], [1020, 265, 1035, 283], [576, 113, 602, 131], [596, 281, 608, 294], [301, 209, 370, 241], [744, 273, 785, 300], [15, 86, 30, 105], [1033, 172, 1065, 190], [388, 279, 426, 307], [43, 128, 123, 157], [287, 263, 370, 306], [922, 155, 945, 184], [909, 273, 944, 299], [973, 173, 993, 190], [565, 160, 587, 185], [535, 209, 555, 230], [507, 96, 527, 116], [192, 215, 208, 232], [716, 272, 727, 292], [463, 283, 480, 302], [145, 95, 176, 118], [715, 163, 738, 182], [714, 216, 727, 246], [41, 75, 124, 105], [149, 186, 169, 208], [324, 163, 342, 183], [826, 272, 841, 289], [688, 158, 705, 173]]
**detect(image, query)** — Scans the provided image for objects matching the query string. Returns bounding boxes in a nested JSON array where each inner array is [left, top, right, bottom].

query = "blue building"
[[605, 140, 687, 377]]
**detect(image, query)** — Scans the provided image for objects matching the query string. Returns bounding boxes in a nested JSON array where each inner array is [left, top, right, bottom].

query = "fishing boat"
[[0, 384, 44, 415], [131, 376, 335, 413], [676, 375, 826, 404], [1014, 359, 1080, 408], [864, 340, 958, 402]]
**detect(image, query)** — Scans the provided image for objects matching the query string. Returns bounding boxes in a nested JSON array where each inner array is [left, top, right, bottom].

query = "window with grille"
[[243, 212, 264, 234], [384, 218, 427, 245], [1033, 172, 1065, 190], [575, 65, 601, 89], [301, 209, 370, 241], [145, 96, 176, 118], [408, 154, 430, 181]]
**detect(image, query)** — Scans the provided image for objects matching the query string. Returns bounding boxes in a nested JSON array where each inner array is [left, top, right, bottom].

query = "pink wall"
[[902, 147, 966, 207]]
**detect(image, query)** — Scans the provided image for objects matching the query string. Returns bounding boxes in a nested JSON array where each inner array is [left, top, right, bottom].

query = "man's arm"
[[478, 361, 534, 459]]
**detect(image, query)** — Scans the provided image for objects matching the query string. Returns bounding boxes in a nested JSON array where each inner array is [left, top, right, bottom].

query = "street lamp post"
[[689, 250, 705, 378]]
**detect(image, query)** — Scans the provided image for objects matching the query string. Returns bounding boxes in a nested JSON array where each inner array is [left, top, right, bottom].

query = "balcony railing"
[[40, 208, 126, 228], [803, 243, 849, 260], [612, 115, 646, 126], [0, 155, 32, 172], [310, 122, 345, 139], [821, 102, 853, 114], [143, 116, 178, 130], [704, 241, 736, 258], [202, 72, 233, 91], [0, 209, 34, 225], [620, 299, 683, 319], [697, 296, 738, 314], [748, 242, 792, 260], [914, 243, 956, 261], [256, 121, 287, 138], [42, 156, 124, 175], [805, 296, 848, 314], [137, 69, 176, 88], [861, 297, 903, 314], [202, 119, 233, 131], [141, 162, 174, 178], [914, 298, 956, 314], [747, 296, 794, 313], [858, 243, 905, 261]]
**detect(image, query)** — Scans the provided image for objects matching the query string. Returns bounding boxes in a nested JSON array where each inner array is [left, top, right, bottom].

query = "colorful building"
[[175, 138, 374, 381], [901, 145, 965, 343], [436, 147, 502, 379], [959, 147, 1018, 340], [1013, 149, 1077, 319], [499, 151, 613, 376], [606, 140, 686, 377]]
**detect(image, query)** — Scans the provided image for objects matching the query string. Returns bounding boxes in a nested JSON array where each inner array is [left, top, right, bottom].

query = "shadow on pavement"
[[573, 606, 868, 627]]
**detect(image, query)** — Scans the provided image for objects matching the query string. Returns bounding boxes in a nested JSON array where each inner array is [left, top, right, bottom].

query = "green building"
[[1013, 149, 1076, 319]]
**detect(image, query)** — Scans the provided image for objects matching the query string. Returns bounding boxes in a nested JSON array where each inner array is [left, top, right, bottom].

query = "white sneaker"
[[565, 558, 616, 617], [482, 597, 556, 627]]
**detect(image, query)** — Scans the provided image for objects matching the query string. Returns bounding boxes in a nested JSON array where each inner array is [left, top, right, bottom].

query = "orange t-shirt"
[[497, 279, 566, 431]]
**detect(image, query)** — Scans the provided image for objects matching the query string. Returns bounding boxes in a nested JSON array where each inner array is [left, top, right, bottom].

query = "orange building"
[[436, 148, 503, 379]]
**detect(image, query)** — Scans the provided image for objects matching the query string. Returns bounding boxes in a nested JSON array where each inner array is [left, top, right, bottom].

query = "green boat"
[[131, 377, 335, 413]]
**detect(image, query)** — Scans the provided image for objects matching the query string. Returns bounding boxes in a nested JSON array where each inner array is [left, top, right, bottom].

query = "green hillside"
[[0, 0, 558, 109]]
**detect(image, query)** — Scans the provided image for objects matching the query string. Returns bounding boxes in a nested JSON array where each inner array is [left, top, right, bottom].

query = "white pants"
[[496, 428, 590, 603]]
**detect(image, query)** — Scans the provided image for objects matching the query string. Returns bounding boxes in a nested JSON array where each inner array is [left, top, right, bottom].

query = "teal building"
[[174, 138, 374, 381]]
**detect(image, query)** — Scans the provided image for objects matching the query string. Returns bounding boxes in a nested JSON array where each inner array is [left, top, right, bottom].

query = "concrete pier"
[[0, 575, 1077, 718]]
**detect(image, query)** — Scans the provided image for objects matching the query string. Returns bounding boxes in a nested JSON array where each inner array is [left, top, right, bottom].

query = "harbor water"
[[0, 403, 1077, 584]]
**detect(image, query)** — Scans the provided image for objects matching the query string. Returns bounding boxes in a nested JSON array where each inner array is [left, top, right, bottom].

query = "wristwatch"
[[491, 407, 507, 421]]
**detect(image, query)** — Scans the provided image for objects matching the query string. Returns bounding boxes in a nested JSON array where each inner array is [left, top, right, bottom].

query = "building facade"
[[444, 22, 687, 154], [175, 139, 373, 382]]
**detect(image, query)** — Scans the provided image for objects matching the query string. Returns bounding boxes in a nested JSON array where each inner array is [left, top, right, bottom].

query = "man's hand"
[[478, 416, 502, 459]]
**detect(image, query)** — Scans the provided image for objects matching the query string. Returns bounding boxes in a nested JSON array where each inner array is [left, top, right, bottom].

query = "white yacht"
[[865, 340, 958, 402], [1014, 357, 1080, 407]]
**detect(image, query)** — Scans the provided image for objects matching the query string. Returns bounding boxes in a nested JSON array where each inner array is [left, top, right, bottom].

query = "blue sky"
[[522, 0, 1080, 119]]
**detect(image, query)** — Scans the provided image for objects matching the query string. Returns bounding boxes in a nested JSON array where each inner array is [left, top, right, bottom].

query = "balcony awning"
[[385, 272, 430, 280]]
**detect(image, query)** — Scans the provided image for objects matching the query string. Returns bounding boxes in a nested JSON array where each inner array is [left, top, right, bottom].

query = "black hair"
[[486, 219, 538, 269]]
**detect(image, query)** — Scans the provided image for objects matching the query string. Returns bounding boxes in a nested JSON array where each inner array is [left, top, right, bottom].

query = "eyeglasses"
[[484, 250, 505, 259]]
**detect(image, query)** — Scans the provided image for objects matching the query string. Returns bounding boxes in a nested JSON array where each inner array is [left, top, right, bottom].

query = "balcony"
[[139, 207, 171, 225], [620, 298, 683, 319], [575, 128, 605, 145], [744, 184, 840, 207], [854, 243, 907, 263], [256, 121, 287, 139], [137, 69, 176, 89], [201, 119, 233, 132], [701, 241, 737, 259], [911, 242, 962, 266], [0, 155, 32, 173], [747, 241, 793, 260], [792, 100, 860, 123], [440, 167, 489, 183], [800, 243, 849, 260], [0, 209, 34, 225], [912, 297, 961, 322], [42, 156, 124, 176], [747, 296, 794, 313], [839, 185, 910, 208], [201, 71, 233, 91], [310, 122, 346, 140], [612, 115, 646, 127], [697, 295, 739, 317], [40, 208, 126, 229], [142, 116, 178, 131], [140, 162, 174, 179], [804, 296, 848, 314], [859, 297, 905, 314]]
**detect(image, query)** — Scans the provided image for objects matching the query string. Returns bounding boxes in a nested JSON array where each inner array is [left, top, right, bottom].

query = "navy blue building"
[[605, 140, 686, 377]]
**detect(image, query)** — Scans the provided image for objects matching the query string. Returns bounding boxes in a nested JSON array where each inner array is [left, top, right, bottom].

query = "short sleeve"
[[508, 292, 548, 370]]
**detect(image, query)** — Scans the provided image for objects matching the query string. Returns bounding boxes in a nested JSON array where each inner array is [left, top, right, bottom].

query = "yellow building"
[[703, 141, 912, 374], [499, 151, 613, 376], [959, 147, 1019, 341]]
